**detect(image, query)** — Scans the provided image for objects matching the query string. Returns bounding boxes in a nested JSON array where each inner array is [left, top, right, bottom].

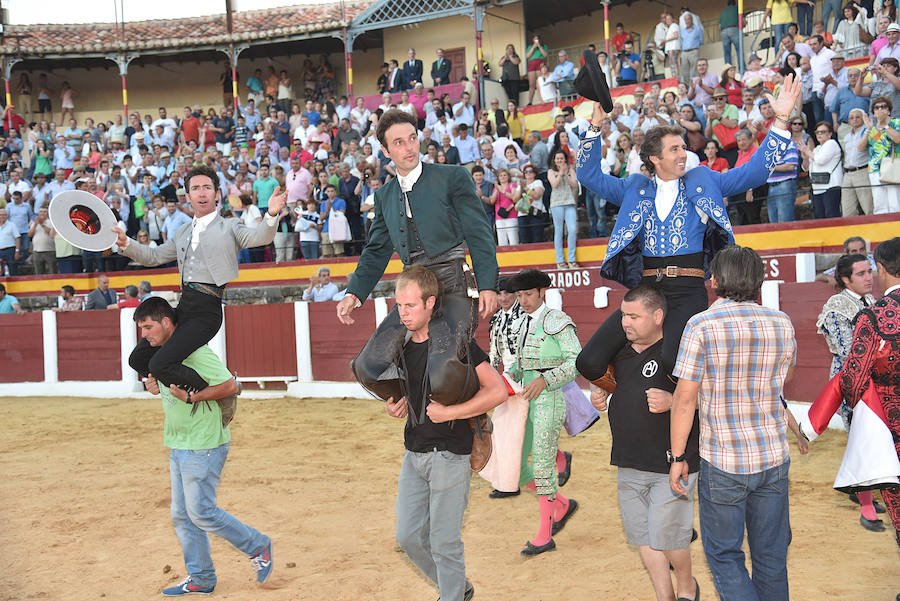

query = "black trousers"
[[352, 257, 479, 404], [129, 287, 223, 391], [576, 260, 709, 380]]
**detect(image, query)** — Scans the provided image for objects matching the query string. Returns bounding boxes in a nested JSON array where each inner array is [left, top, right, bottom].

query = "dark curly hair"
[[710, 245, 765, 302]]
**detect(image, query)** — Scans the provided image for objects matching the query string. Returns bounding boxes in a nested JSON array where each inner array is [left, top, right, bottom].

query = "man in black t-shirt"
[[384, 265, 506, 601], [591, 284, 700, 601]]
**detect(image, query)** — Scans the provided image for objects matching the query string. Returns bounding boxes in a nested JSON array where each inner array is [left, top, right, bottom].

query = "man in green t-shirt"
[[252, 163, 279, 211], [134, 298, 273, 596]]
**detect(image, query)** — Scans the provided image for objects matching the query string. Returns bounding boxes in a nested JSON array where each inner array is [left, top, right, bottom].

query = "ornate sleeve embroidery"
[[839, 311, 879, 406]]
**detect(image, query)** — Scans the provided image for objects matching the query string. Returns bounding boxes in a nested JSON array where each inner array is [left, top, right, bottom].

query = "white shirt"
[[192, 211, 218, 251], [664, 23, 681, 52], [397, 161, 424, 218], [452, 101, 476, 127], [885, 284, 900, 296], [843, 126, 869, 168], [431, 119, 454, 144], [810, 46, 836, 96], [654, 175, 680, 221]]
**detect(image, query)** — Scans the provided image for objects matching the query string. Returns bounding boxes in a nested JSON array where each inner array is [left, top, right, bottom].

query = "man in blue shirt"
[[679, 13, 704, 84], [615, 41, 641, 86], [0, 208, 21, 275], [318, 184, 347, 257], [52, 136, 74, 173], [831, 68, 869, 137], [245, 68, 264, 106], [454, 124, 480, 166], [211, 109, 235, 157], [0, 283, 23, 314], [161, 200, 191, 243], [6, 191, 33, 260], [550, 49, 576, 95]]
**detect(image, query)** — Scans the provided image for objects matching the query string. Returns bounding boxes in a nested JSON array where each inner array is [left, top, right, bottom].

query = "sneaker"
[[568, 262, 580, 269], [250, 540, 273, 583], [161, 577, 214, 596], [556, 263, 566, 269]]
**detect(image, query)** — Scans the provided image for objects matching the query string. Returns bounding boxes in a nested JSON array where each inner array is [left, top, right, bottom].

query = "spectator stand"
[[3, 213, 898, 304]]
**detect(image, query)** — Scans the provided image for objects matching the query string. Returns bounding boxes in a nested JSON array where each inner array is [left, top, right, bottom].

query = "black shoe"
[[551, 499, 579, 536], [521, 539, 556, 556], [676, 577, 699, 601], [860, 515, 886, 532], [691, 528, 698, 543], [558, 452, 573, 487], [489, 488, 521, 499]]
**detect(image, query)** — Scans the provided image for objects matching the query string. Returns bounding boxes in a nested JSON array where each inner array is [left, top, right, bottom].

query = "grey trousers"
[[841, 168, 874, 216], [396, 449, 471, 601]]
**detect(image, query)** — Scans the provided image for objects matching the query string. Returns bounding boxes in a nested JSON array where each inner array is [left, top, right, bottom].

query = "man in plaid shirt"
[[669, 245, 796, 601]]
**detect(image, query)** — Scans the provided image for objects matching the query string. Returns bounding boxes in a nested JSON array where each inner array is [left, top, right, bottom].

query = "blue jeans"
[[797, 4, 814, 36], [822, 0, 842, 32], [586, 190, 607, 238], [551, 204, 577, 264], [766, 179, 796, 223], [0, 246, 16, 275], [810, 95, 825, 128], [301, 241, 319, 260], [721, 27, 745, 73], [82, 250, 103, 273], [773, 24, 790, 49], [396, 449, 471, 601], [699, 459, 791, 601], [170, 444, 269, 588]]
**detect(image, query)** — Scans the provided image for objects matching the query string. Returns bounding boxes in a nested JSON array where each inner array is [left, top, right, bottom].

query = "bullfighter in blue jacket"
[[575, 75, 803, 387]]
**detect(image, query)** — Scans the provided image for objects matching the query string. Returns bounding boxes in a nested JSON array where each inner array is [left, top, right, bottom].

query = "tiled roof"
[[0, 1, 374, 57]]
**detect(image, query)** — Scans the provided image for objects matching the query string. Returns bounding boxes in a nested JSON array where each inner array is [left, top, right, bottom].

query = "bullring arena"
[[3, 221, 900, 599]]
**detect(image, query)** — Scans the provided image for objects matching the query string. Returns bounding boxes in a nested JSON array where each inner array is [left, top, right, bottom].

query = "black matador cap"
[[575, 49, 614, 112], [508, 268, 552, 292]]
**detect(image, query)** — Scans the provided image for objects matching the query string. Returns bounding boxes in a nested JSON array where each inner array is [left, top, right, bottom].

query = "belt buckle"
[[666, 265, 678, 278]]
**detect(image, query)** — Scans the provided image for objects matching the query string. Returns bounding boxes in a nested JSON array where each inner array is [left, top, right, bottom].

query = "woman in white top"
[[518, 164, 546, 244], [397, 91, 417, 117], [663, 13, 680, 80], [547, 150, 579, 269], [799, 121, 844, 219], [835, 3, 869, 58], [350, 97, 371, 134], [536, 63, 557, 104]]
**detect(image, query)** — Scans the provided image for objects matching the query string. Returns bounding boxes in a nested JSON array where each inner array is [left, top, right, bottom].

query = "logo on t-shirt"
[[642, 360, 658, 378]]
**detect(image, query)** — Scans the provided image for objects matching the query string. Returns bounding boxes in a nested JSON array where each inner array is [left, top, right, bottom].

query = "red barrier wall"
[[309, 301, 376, 382], [781, 282, 845, 402], [0, 313, 44, 382], [224, 304, 297, 378], [56, 311, 121, 381]]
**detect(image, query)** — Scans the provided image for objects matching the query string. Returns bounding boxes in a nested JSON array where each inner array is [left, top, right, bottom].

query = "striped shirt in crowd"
[[765, 141, 798, 184], [673, 298, 796, 475]]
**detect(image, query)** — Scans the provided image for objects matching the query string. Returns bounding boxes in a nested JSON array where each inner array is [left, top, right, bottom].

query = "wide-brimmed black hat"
[[496, 275, 515, 293], [575, 49, 613, 112], [508, 268, 552, 292]]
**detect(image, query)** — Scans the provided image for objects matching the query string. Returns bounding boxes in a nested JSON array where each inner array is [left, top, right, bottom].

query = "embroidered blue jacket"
[[576, 130, 790, 287]]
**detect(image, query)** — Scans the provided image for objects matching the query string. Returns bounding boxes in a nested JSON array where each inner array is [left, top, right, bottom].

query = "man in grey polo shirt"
[[590, 284, 700, 601]]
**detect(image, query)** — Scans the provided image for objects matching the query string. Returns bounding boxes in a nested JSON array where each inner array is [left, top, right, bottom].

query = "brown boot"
[[591, 366, 616, 394]]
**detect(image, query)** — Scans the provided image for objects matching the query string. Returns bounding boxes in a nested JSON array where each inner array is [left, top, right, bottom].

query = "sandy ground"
[[1, 395, 898, 601]]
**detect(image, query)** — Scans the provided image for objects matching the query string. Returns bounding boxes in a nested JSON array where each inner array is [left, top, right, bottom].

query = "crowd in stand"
[[2, 6, 900, 282]]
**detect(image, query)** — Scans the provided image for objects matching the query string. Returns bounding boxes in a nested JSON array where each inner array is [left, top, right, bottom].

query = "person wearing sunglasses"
[[799, 121, 843, 218], [860, 96, 900, 213], [852, 57, 900, 119]]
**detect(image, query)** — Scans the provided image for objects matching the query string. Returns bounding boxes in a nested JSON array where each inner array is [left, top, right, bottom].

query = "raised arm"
[[576, 102, 627, 204]]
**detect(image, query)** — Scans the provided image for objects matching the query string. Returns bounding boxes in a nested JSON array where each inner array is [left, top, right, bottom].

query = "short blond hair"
[[396, 265, 439, 303]]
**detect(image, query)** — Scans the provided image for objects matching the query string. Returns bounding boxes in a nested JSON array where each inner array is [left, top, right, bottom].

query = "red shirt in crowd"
[[118, 298, 141, 308], [734, 144, 757, 169], [612, 32, 634, 52], [723, 81, 743, 107], [181, 116, 201, 145], [700, 156, 730, 173]]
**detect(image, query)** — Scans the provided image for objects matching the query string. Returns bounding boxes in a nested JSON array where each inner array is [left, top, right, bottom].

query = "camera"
[[643, 49, 655, 59]]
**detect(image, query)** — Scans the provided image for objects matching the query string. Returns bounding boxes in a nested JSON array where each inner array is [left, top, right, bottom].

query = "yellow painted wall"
[[378, 3, 525, 92], [18, 48, 384, 126]]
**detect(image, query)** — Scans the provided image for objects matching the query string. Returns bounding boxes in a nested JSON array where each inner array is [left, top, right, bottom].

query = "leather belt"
[[843, 164, 868, 173], [183, 282, 225, 299], [642, 266, 705, 281]]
